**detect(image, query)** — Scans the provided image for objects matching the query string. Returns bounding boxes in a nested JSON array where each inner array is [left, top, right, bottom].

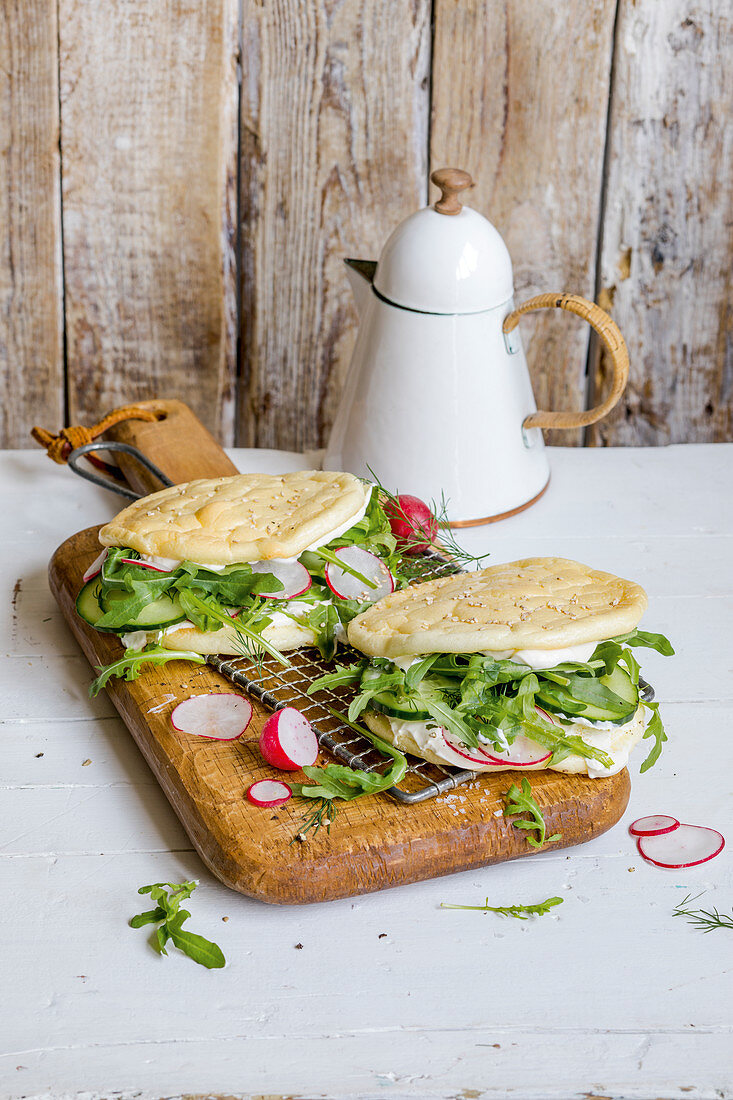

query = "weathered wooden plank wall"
[[58, 0, 239, 442], [0, 0, 64, 447], [238, 0, 431, 451], [591, 0, 732, 445], [2, 0, 731, 451]]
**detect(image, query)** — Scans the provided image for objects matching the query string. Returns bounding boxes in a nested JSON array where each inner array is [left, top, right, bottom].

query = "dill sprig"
[[673, 893, 733, 932], [291, 798, 338, 843], [441, 896, 563, 920]]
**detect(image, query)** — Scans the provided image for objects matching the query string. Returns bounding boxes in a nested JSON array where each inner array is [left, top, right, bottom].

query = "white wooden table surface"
[[2, 444, 732, 1100]]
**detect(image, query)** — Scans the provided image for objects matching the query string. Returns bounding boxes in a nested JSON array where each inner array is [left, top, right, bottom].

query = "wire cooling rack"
[[206, 549, 656, 805], [207, 549, 477, 804]]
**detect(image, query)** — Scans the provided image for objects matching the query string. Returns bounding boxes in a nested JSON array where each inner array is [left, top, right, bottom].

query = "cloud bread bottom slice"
[[362, 708, 646, 777], [160, 618, 316, 655], [348, 557, 648, 658]]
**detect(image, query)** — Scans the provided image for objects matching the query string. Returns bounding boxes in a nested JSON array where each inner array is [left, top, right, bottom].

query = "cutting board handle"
[[104, 399, 239, 494]]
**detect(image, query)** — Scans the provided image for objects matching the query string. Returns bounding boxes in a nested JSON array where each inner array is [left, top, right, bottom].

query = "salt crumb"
[[82, 759, 92, 767]]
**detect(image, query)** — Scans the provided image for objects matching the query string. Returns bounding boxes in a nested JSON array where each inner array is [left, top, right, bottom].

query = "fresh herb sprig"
[[441, 896, 564, 919], [90, 644, 206, 697], [291, 798, 339, 842], [503, 778, 561, 850], [673, 893, 733, 933], [130, 881, 225, 968]]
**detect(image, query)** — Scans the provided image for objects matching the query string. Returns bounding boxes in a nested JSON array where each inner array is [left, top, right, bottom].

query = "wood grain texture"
[[58, 0, 239, 443], [238, 0, 431, 451], [50, 523, 630, 904], [430, 0, 618, 447], [0, 0, 64, 447], [591, 1, 733, 445]]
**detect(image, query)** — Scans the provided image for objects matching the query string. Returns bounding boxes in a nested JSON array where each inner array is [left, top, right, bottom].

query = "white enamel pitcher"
[[324, 168, 629, 526]]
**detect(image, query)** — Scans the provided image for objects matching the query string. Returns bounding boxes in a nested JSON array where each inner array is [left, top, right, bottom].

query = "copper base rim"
[[447, 477, 551, 529]]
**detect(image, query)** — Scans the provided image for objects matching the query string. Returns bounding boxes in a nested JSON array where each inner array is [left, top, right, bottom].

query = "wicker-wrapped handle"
[[503, 292, 629, 430]]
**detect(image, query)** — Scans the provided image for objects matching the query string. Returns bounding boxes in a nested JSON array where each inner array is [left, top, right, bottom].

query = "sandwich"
[[77, 470, 405, 688], [315, 558, 673, 777]]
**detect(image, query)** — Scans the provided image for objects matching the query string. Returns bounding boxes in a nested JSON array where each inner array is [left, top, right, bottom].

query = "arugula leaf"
[[89, 645, 206, 696], [130, 881, 225, 969], [441, 895, 563, 919], [639, 700, 667, 773], [291, 707, 407, 802], [503, 778, 561, 849], [176, 588, 290, 667], [611, 629, 675, 656]]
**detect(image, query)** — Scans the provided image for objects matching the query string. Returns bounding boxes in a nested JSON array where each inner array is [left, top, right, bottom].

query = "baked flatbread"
[[99, 471, 370, 565], [362, 707, 646, 777], [348, 557, 647, 658]]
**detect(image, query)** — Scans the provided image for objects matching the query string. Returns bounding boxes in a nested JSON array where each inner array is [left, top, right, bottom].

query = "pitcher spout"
[[344, 258, 377, 316]]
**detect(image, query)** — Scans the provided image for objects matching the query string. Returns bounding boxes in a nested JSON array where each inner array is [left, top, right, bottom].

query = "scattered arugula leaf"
[[89, 645, 206, 697], [441, 896, 564, 919], [672, 892, 733, 933], [503, 778, 561, 849], [130, 881, 225, 968]]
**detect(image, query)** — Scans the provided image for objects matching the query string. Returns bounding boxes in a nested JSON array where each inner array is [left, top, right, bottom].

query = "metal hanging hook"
[[67, 441, 175, 500]]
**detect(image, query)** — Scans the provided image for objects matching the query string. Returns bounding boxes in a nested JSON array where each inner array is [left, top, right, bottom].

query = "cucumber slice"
[[76, 577, 108, 629], [369, 688, 431, 721], [75, 578, 185, 634], [536, 665, 638, 725]]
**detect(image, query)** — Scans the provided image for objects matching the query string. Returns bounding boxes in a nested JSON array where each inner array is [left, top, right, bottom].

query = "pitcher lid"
[[373, 169, 514, 314]]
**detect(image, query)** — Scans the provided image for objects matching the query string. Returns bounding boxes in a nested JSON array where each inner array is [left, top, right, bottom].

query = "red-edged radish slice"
[[535, 706, 556, 725], [480, 730, 552, 769], [120, 557, 175, 573], [246, 779, 292, 808], [171, 693, 253, 741], [441, 729, 506, 768], [83, 548, 108, 582], [324, 546, 394, 602], [383, 494, 438, 555], [629, 814, 680, 837], [249, 560, 312, 599], [637, 824, 725, 869], [259, 707, 319, 771]]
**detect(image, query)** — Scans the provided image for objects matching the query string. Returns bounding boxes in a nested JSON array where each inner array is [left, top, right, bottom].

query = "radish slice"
[[259, 707, 319, 771], [324, 546, 394, 602], [246, 779, 292, 808], [480, 730, 552, 769], [442, 729, 505, 767], [535, 705, 556, 725], [120, 557, 175, 573], [249, 560, 312, 599], [171, 693, 253, 741], [629, 814, 680, 837], [83, 548, 108, 582], [637, 824, 725, 869]]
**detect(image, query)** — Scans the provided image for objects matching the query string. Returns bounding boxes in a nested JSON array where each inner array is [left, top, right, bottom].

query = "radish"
[[249, 560, 312, 599], [259, 707, 319, 770], [246, 779, 292, 808], [83, 547, 108, 582], [324, 546, 394, 602], [637, 824, 725, 869], [441, 729, 507, 768], [120, 557, 174, 573], [480, 730, 552, 769], [170, 693, 253, 740], [629, 814, 680, 837], [384, 494, 438, 555]]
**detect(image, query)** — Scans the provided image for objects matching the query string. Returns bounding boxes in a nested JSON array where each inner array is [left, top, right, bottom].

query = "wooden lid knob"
[[431, 168, 474, 215]]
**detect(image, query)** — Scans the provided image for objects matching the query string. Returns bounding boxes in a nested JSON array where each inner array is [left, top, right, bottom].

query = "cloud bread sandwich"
[[314, 558, 673, 778], [77, 470, 406, 690]]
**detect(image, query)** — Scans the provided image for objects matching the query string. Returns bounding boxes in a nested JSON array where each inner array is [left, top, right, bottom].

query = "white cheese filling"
[[389, 642, 599, 673]]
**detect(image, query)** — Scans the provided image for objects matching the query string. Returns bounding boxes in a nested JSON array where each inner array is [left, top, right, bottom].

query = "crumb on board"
[[295, 942, 303, 950], [82, 759, 92, 767]]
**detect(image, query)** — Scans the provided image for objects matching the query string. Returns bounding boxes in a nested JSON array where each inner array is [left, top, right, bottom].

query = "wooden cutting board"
[[48, 399, 630, 904]]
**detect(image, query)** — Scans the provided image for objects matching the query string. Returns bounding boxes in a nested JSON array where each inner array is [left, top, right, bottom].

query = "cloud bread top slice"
[[99, 471, 370, 565], [348, 557, 647, 658]]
